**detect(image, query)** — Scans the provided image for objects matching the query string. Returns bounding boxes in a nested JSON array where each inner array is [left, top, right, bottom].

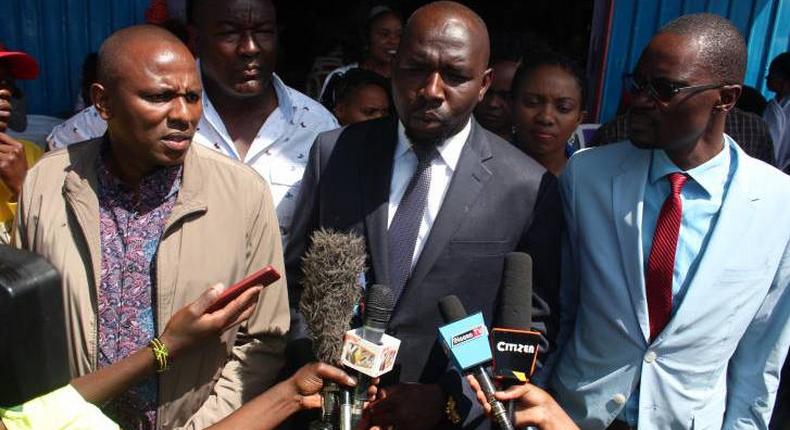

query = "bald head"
[[97, 25, 194, 87], [657, 13, 746, 84], [401, 1, 490, 68], [391, 1, 493, 146]]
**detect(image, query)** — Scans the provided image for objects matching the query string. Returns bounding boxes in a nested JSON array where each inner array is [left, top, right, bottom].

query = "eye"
[[442, 71, 468, 86], [522, 95, 542, 106], [185, 92, 201, 103], [556, 100, 577, 114], [144, 92, 174, 103]]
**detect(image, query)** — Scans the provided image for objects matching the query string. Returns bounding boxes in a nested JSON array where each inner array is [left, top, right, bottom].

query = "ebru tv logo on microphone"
[[451, 325, 487, 347]]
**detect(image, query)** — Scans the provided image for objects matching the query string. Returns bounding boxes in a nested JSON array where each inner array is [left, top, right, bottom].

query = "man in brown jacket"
[[13, 25, 289, 429]]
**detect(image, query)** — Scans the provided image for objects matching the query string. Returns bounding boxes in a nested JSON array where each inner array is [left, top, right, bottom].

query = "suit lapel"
[[655, 145, 758, 343], [396, 122, 493, 307], [612, 149, 652, 343], [360, 120, 398, 285]]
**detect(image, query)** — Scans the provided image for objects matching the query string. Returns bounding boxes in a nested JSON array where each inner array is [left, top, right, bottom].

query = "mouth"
[[387, 49, 397, 56], [412, 111, 443, 126], [529, 129, 556, 141], [161, 132, 193, 151]]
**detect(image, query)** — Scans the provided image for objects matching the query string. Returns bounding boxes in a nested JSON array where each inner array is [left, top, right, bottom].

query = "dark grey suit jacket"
[[284, 117, 562, 428]]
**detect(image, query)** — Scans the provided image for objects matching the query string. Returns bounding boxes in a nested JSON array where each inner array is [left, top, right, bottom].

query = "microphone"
[[299, 229, 367, 430], [346, 284, 397, 427], [493, 253, 540, 422], [438, 295, 515, 430]]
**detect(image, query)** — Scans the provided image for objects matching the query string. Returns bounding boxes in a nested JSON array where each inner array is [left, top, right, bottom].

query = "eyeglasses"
[[623, 74, 723, 104]]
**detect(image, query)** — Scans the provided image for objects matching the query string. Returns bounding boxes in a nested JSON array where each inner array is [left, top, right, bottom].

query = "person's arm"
[[0, 133, 31, 201], [208, 362, 356, 430], [71, 283, 262, 405], [722, 239, 790, 429], [466, 376, 578, 430]]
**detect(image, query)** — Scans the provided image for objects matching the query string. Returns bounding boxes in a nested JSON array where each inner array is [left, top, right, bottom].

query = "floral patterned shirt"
[[96, 153, 181, 430]]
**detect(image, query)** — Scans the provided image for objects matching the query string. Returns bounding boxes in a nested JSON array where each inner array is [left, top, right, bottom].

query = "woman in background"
[[319, 6, 402, 102], [510, 50, 587, 176]]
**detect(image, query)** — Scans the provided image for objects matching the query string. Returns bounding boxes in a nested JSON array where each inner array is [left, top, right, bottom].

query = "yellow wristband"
[[149, 337, 169, 373]]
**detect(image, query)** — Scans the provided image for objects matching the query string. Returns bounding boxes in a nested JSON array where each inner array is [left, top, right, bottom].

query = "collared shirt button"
[[612, 393, 627, 405], [644, 351, 657, 363]]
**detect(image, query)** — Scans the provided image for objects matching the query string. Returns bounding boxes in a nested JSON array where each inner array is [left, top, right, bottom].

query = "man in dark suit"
[[284, 2, 561, 428]]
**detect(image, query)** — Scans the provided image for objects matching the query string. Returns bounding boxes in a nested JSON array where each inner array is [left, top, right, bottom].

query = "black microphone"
[[299, 229, 367, 430], [439, 295, 515, 430], [350, 284, 396, 426], [494, 252, 539, 424]]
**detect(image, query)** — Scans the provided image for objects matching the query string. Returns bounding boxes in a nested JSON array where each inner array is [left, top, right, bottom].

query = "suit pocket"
[[447, 239, 510, 256]]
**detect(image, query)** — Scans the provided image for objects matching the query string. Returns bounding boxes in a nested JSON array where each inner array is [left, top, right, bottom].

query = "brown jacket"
[[13, 139, 290, 429]]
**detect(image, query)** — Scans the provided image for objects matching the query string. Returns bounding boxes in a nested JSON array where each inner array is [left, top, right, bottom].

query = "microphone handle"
[[473, 367, 515, 430], [339, 387, 352, 430], [350, 374, 371, 428]]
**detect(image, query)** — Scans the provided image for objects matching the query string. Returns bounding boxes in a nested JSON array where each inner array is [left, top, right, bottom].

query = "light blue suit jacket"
[[542, 140, 790, 429]]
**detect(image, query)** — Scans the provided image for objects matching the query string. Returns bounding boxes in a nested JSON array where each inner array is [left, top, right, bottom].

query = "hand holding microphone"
[[438, 295, 515, 430], [299, 228, 367, 430], [465, 377, 578, 430]]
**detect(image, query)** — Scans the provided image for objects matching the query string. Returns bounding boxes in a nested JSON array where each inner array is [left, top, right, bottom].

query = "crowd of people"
[[0, 0, 788, 429]]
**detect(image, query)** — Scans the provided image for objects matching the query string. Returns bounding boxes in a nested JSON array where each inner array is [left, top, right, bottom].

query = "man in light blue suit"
[[540, 14, 790, 429]]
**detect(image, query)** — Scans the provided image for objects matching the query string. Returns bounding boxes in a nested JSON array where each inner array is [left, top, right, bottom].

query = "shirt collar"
[[648, 135, 732, 197], [395, 118, 471, 172], [97, 138, 182, 203]]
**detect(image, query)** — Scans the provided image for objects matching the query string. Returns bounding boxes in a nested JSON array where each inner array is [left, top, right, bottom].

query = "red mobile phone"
[[205, 265, 281, 314]]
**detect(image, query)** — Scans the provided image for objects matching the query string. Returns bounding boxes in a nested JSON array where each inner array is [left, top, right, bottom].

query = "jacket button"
[[612, 393, 627, 405], [644, 351, 657, 363]]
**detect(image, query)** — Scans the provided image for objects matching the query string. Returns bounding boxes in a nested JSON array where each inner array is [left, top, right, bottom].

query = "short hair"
[[658, 13, 746, 84], [321, 68, 391, 111], [769, 52, 790, 80], [511, 48, 587, 107], [97, 25, 187, 86]]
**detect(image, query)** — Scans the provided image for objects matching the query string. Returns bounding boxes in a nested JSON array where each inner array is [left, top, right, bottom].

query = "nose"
[[490, 93, 507, 109], [420, 72, 444, 105], [535, 105, 555, 126], [238, 31, 261, 57], [167, 96, 192, 131]]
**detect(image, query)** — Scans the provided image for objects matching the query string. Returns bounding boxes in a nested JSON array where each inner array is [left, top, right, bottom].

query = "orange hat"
[[0, 47, 39, 80]]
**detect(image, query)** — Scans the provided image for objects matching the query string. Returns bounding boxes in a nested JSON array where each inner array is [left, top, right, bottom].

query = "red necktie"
[[645, 172, 687, 341]]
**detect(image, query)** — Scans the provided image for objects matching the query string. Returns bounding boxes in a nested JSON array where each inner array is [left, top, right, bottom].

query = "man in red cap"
[[0, 43, 42, 243]]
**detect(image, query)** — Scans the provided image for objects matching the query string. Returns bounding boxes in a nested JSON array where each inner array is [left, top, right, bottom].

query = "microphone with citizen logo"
[[438, 295, 515, 430], [493, 252, 541, 423]]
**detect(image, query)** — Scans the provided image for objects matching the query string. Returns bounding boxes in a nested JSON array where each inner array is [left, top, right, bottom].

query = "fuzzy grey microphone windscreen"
[[299, 228, 367, 366]]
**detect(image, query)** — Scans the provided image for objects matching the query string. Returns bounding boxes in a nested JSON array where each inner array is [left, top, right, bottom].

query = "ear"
[[91, 83, 112, 121], [576, 110, 588, 127], [477, 67, 493, 103], [714, 84, 741, 113]]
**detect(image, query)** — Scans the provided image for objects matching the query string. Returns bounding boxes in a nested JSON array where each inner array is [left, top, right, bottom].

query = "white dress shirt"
[[46, 73, 339, 243], [194, 74, 338, 242], [387, 119, 471, 269], [763, 96, 790, 170]]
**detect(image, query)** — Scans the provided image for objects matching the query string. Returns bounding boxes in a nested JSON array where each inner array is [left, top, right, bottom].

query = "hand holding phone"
[[205, 265, 281, 314]]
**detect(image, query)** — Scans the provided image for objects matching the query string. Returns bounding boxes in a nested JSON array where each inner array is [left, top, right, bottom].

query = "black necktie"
[[388, 145, 436, 298]]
